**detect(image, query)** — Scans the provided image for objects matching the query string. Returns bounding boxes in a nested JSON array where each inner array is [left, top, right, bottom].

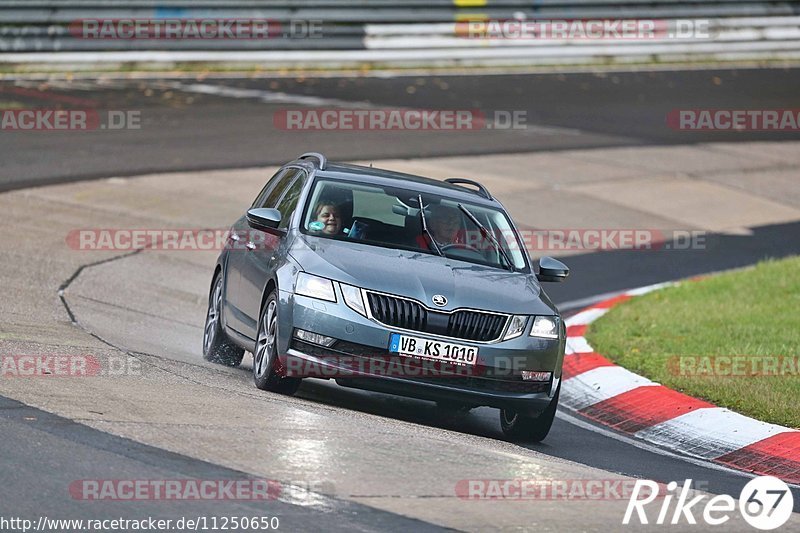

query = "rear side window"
[[252, 168, 295, 209], [275, 171, 307, 229]]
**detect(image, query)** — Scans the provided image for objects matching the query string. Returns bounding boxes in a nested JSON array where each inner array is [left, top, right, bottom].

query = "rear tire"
[[499, 382, 560, 443], [253, 291, 302, 395], [202, 273, 245, 367]]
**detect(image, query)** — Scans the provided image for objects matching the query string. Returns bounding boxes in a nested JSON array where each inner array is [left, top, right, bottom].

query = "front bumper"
[[277, 288, 565, 415]]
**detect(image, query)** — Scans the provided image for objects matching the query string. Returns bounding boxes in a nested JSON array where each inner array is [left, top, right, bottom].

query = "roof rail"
[[444, 178, 492, 200], [298, 152, 327, 170]]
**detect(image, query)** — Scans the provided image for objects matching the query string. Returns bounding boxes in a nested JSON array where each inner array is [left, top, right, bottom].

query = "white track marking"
[[565, 336, 593, 355], [564, 307, 608, 327], [557, 291, 628, 313], [556, 411, 800, 485], [153, 81, 584, 136], [625, 281, 675, 296], [562, 366, 658, 411], [159, 81, 369, 108], [635, 408, 799, 459]]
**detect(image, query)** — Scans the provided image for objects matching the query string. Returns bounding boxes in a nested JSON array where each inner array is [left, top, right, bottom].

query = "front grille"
[[446, 310, 508, 342], [366, 292, 428, 331], [366, 292, 507, 342]]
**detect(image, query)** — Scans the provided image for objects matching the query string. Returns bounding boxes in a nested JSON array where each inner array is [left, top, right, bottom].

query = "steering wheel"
[[440, 243, 483, 254]]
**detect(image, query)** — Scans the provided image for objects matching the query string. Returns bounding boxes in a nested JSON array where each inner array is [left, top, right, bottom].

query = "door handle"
[[229, 232, 240, 242], [245, 242, 256, 251]]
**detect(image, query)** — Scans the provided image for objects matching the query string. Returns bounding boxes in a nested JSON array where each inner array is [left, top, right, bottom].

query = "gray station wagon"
[[203, 152, 569, 441]]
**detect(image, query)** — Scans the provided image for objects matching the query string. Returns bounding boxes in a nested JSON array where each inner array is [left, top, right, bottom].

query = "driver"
[[309, 201, 342, 235], [417, 205, 465, 249]]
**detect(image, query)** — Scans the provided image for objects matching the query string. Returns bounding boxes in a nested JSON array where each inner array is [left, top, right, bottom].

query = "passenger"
[[417, 205, 465, 249], [310, 202, 342, 235]]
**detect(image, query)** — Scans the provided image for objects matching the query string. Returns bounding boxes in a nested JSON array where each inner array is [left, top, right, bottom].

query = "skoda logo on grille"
[[431, 294, 448, 307]]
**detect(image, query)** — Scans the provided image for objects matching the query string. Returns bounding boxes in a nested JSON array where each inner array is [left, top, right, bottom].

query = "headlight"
[[340, 283, 366, 316], [295, 273, 336, 302], [503, 315, 527, 340], [530, 316, 559, 339]]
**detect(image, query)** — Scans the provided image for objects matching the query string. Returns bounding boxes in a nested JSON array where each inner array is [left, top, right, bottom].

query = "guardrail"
[[1, 1, 799, 67]]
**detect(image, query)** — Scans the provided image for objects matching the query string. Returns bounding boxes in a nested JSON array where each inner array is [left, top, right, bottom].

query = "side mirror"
[[537, 256, 569, 283], [247, 208, 282, 231]]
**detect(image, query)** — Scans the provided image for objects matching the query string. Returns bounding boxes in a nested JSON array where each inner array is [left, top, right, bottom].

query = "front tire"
[[203, 273, 245, 367], [500, 382, 560, 443], [253, 291, 301, 395]]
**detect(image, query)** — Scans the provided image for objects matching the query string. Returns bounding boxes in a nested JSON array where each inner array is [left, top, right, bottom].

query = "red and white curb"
[[562, 282, 800, 485]]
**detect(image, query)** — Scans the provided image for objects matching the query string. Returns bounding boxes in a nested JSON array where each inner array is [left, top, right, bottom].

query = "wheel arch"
[[210, 264, 223, 297], [261, 278, 278, 313]]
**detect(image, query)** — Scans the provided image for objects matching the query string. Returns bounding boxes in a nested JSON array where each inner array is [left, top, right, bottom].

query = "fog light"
[[294, 329, 336, 347], [521, 371, 552, 382]]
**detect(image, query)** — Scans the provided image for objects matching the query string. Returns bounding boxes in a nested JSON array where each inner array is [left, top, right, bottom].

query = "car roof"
[[310, 162, 501, 208]]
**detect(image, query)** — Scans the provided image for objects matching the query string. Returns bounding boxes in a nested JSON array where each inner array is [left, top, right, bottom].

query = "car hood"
[[289, 235, 556, 315]]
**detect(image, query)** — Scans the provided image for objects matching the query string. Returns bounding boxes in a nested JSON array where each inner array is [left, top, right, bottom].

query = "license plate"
[[389, 333, 478, 366]]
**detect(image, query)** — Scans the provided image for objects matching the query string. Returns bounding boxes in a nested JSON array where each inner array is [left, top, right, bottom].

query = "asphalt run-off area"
[[2, 63, 800, 532]]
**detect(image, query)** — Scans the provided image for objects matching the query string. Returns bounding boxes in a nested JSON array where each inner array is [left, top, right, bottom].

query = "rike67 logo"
[[624, 476, 794, 530]]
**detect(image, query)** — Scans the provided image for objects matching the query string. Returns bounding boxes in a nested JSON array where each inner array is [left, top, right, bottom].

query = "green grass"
[[586, 256, 800, 428]]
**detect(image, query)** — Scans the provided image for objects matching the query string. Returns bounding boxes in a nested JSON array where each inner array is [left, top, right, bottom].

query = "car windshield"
[[301, 178, 529, 271]]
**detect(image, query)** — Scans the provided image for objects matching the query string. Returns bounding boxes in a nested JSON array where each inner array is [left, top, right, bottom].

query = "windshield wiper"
[[457, 203, 515, 272], [418, 194, 444, 257]]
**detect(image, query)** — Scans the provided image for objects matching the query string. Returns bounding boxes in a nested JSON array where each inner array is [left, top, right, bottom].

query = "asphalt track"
[[1, 67, 800, 191], [1, 69, 800, 530], [0, 396, 441, 532]]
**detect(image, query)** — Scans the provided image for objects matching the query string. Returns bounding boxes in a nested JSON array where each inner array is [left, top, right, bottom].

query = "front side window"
[[252, 168, 297, 209], [301, 178, 529, 272], [274, 171, 306, 229]]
